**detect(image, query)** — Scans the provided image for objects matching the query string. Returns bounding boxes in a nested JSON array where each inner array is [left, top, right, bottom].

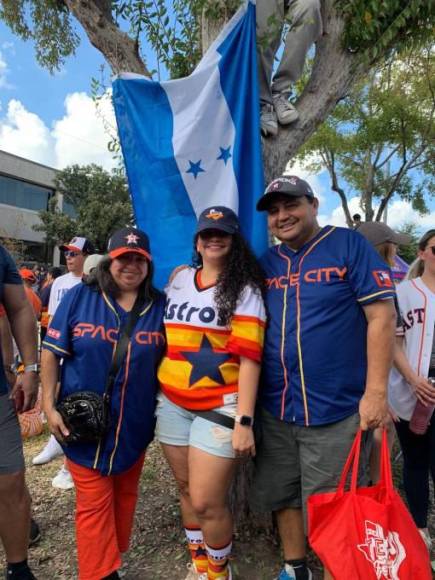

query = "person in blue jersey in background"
[[250, 176, 397, 580], [40, 227, 166, 580]]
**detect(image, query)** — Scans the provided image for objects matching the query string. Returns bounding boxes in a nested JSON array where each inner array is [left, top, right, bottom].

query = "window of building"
[[0, 174, 53, 211]]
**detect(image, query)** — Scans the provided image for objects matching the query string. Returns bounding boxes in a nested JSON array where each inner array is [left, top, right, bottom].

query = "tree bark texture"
[[65, 0, 150, 76]]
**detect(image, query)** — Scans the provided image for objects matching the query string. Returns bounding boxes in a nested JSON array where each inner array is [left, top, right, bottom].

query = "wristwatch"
[[24, 363, 39, 373], [235, 415, 254, 427]]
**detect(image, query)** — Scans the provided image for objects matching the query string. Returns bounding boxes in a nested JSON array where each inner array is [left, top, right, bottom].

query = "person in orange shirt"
[[18, 270, 41, 319]]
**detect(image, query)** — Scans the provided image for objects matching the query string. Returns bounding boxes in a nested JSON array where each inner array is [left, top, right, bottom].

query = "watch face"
[[240, 415, 252, 427]]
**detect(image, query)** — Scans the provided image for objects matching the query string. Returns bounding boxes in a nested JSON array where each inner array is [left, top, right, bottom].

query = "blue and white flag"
[[112, 1, 267, 288]]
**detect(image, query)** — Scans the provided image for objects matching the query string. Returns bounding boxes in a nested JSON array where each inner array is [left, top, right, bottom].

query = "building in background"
[[0, 150, 74, 265]]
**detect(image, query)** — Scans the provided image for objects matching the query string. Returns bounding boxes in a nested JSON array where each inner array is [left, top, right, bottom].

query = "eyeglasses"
[[429, 246, 435, 256], [64, 251, 80, 258]]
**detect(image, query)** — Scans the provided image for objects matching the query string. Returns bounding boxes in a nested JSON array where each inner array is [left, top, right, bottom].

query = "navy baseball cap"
[[256, 175, 315, 211], [60, 236, 95, 254], [196, 206, 240, 235], [107, 227, 152, 261]]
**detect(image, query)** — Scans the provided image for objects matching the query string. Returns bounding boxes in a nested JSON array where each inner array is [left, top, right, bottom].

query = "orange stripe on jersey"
[[232, 313, 266, 327], [227, 336, 262, 362], [161, 384, 238, 411]]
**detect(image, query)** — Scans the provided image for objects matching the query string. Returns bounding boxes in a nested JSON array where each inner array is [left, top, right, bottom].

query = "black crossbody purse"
[[56, 298, 143, 445]]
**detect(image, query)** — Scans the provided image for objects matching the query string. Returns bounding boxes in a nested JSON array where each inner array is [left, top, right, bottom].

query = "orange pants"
[[67, 454, 145, 580]]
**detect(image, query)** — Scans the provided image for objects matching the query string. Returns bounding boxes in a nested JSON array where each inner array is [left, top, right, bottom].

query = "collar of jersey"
[[278, 225, 332, 257]]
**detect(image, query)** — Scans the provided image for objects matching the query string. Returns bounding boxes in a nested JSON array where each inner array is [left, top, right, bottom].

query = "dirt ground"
[[8, 429, 435, 579]]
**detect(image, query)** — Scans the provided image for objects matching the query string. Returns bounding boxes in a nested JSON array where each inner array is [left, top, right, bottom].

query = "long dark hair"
[[86, 256, 159, 304], [193, 233, 265, 326]]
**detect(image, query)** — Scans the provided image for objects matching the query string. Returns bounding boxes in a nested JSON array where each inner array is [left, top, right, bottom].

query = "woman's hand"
[[45, 407, 70, 443], [232, 424, 255, 458], [409, 375, 435, 407]]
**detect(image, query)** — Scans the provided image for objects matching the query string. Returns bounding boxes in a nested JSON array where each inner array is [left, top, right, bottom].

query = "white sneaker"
[[260, 103, 278, 137], [52, 465, 74, 490], [184, 563, 207, 580], [272, 92, 299, 125], [32, 434, 64, 465], [419, 528, 433, 552]]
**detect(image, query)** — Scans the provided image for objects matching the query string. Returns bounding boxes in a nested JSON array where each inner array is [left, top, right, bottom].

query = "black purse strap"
[[191, 409, 235, 430], [102, 296, 145, 411]]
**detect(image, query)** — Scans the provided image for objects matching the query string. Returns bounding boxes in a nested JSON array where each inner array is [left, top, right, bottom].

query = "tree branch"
[[64, 0, 151, 75]]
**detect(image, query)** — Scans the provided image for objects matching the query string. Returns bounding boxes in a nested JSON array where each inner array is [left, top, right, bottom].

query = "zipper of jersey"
[[277, 245, 292, 421], [296, 227, 336, 426]]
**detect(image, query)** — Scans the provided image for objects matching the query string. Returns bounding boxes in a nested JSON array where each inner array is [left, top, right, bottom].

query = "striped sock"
[[205, 540, 232, 579], [185, 525, 208, 575]]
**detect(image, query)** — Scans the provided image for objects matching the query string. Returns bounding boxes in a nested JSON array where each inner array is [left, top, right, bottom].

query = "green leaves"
[[336, 0, 434, 64], [34, 164, 134, 251], [0, 0, 79, 73]]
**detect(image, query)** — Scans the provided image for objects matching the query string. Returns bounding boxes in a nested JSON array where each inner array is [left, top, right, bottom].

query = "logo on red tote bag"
[[357, 520, 406, 580]]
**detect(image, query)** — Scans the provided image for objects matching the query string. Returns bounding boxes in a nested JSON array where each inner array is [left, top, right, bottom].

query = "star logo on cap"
[[205, 209, 224, 221], [272, 181, 280, 190], [125, 233, 140, 245], [288, 177, 298, 185]]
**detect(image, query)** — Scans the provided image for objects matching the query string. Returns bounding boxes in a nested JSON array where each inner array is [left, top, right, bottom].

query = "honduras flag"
[[112, 1, 266, 289]]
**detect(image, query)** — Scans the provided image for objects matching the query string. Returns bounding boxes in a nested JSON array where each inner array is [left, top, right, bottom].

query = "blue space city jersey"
[[42, 283, 166, 475], [259, 226, 396, 427]]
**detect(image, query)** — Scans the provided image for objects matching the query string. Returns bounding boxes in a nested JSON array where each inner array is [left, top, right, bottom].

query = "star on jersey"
[[181, 334, 231, 386], [126, 233, 140, 245]]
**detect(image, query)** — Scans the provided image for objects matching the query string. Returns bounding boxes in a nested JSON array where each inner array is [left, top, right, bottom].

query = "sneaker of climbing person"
[[272, 92, 299, 125], [260, 103, 278, 137]]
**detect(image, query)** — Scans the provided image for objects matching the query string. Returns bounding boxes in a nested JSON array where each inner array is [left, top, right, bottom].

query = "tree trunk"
[[65, 0, 151, 76]]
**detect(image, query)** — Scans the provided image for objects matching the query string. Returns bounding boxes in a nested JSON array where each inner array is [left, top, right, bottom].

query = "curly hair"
[[192, 233, 265, 326]]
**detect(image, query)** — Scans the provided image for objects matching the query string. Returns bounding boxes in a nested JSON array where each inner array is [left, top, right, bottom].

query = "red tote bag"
[[307, 429, 432, 579]]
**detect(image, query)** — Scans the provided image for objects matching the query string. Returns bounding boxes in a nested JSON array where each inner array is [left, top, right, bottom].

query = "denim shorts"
[[155, 393, 236, 459]]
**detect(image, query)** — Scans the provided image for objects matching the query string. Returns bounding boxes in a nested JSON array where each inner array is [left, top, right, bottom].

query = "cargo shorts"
[[250, 407, 372, 524]]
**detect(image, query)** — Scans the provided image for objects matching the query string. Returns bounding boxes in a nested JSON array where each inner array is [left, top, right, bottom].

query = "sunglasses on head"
[[64, 250, 80, 258]]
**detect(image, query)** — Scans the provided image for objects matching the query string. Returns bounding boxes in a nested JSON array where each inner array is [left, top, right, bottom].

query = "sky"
[[0, 17, 433, 232]]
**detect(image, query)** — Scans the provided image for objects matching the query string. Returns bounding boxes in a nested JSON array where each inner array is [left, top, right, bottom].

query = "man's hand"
[[10, 371, 38, 412], [45, 407, 70, 443], [359, 390, 388, 430]]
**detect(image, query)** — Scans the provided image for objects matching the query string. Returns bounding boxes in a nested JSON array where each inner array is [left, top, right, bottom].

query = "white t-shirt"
[[48, 272, 82, 317]]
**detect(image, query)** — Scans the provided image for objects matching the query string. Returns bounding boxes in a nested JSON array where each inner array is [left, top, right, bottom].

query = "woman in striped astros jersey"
[[156, 206, 266, 580]]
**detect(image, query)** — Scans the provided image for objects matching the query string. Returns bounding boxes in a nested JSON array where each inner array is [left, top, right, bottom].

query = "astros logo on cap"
[[125, 233, 140, 245], [206, 209, 224, 221]]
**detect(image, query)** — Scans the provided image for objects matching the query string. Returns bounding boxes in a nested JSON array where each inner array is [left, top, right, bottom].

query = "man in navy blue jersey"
[[251, 176, 396, 580], [0, 245, 38, 580]]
